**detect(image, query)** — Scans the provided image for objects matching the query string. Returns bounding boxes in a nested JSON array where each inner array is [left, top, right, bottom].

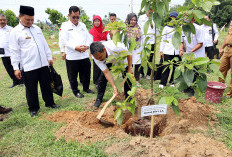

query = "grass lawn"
[[0, 30, 231, 156]]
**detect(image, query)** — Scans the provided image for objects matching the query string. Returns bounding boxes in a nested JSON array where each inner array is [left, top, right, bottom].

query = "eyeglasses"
[[71, 16, 80, 20]]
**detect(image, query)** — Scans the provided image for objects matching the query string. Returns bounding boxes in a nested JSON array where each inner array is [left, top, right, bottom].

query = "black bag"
[[49, 66, 63, 96], [0, 48, 5, 55]]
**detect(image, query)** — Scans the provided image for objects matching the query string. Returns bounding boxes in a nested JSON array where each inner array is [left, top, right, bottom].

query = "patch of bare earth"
[[44, 88, 232, 156]]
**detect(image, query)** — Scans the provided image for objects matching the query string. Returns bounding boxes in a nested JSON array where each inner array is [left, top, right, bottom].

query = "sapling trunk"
[[166, 65, 173, 86], [149, 25, 157, 104]]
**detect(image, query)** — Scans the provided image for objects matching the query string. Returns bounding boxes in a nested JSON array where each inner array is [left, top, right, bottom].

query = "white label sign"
[[141, 104, 167, 117]]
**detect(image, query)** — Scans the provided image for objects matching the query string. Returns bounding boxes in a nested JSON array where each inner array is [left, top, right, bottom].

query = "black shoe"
[[8, 82, 19, 88], [76, 92, 84, 98], [30, 111, 38, 117], [0, 117, 4, 121], [94, 99, 102, 108], [84, 89, 95, 94], [46, 104, 60, 109]]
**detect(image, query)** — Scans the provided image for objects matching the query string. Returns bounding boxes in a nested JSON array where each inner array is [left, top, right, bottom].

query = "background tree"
[[211, 0, 232, 28], [183, 0, 193, 6], [79, 7, 92, 30], [45, 8, 67, 27], [0, 9, 19, 27]]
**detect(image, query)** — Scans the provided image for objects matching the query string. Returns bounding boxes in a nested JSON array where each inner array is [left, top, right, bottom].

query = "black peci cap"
[[19, 5, 34, 16]]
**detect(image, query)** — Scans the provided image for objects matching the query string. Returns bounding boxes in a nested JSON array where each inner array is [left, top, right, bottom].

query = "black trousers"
[[140, 44, 155, 76], [97, 63, 132, 101], [66, 58, 91, 95], [2, 57, 19, 83], [134, 64, 141, 81], [205, 46, 215, 59], [24, 66, 54, 112], [93, 60, 101, 85], [160, 54, 181, 86]]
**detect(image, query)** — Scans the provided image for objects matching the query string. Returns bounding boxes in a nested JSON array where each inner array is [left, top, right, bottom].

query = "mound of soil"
[[44, 107, 128, 144], [105, 134, 232, 157], [43, 88, 232, 156]]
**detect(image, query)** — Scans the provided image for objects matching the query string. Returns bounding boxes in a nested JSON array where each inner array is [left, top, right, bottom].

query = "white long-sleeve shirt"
[[201, 23, 219, 47], [138, 14, 158, 45], [181, 23, 205, 58], [9, 23, 52, 72], [160, 26, 179, 55], [0, 25, 12, 57], [93, 40, 128, 71], [59, 21, 93, 60]]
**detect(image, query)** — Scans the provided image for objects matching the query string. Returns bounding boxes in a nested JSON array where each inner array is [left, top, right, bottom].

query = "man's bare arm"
[[103, 68, 118, 95]]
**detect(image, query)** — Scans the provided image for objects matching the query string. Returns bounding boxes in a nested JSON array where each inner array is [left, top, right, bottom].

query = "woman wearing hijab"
[[125, 13, 143, 87], [159, 11, 180, 88], [89, 15, 109, 87]]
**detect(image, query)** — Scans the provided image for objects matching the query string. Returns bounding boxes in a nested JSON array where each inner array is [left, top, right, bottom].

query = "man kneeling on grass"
[[90, 41, 133, 107]]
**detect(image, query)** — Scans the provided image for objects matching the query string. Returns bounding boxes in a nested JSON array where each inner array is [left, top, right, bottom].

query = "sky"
[[0, 0, 185, 23]]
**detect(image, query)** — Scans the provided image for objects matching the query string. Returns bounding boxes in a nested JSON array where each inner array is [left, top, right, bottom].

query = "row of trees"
[[177, 0, 231, 27], [1, 0, 230, 29]]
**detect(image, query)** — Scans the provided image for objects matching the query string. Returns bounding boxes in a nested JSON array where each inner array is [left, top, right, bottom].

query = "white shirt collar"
[[68, 20, 79, 27], [19, 23, 35, 30]]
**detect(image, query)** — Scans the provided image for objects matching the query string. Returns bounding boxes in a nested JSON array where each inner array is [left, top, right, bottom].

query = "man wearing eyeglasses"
[[0, 14, 23, 88], [59, 6, 94, 98]]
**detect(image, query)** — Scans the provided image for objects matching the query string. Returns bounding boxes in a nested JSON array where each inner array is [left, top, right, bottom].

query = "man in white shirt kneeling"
[[90, 41, 133, 107]]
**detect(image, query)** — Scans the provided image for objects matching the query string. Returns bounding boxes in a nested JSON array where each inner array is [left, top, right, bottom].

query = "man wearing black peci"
[[9, 5, 59, 117]]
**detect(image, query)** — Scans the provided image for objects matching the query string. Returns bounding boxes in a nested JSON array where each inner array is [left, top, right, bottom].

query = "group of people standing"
[[1, 4, 232, 119]]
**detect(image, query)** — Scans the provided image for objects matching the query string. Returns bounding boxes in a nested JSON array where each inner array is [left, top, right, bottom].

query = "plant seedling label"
[[141, 104, 167, 117]]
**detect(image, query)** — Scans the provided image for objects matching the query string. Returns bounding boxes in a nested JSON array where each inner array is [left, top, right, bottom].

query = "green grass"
[[0, 30, 232, 156]]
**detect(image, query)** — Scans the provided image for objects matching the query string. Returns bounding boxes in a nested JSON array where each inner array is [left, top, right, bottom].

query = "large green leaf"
[[210, 59, 221, 66], [172, 31, 181, 50], [123, 33, 128, 47], [112, 31, 120, 45], [202, 1, 213, 12], [143, 36, 150, 46], [201, 18, 212, 26], [191, 0, 201, 6], [157, 2, 165, 17], [126, 73, 137, 87], [174, 68, 181, 80], [144, 19, 150, 35], [196, 73, 207, 93], [193, 10, 205, 19], [183, 69, 194, 87], [114, 108, 122, 120], [117, 111, 123, 125], [182, 25, 192, 43], [186, 64, 194, 70], [178, 79, 188, 91], [166, 96, 174, 106], [141, 0, 147, 10], [159, 97, 167, 104], [128, 37, 136, 52], [153, 13, 162, 28], [189, 23, 196, 34], [115, 78, 123, 93], [193, 57, 209, 66], [145, 3, 150, 13], [172, 105, 179, 116]]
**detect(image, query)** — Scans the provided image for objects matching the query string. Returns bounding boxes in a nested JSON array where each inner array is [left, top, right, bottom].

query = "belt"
[[227, 44, 232, 47]]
